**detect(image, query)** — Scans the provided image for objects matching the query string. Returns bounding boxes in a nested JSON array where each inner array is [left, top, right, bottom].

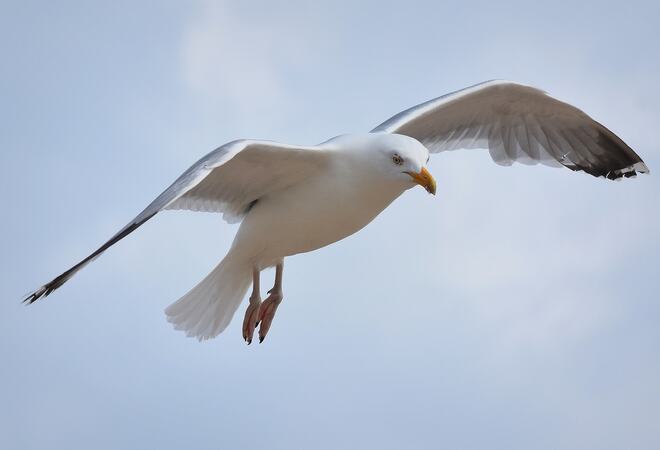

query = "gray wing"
[[373, 80, 649, 180], [25, 140, 328, 303]]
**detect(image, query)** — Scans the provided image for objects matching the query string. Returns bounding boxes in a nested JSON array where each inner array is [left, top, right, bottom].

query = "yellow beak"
[[406, 167, 436, 195]]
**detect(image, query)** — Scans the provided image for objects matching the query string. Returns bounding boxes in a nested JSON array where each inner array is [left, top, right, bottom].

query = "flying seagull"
[[25, 80, 649, 343]]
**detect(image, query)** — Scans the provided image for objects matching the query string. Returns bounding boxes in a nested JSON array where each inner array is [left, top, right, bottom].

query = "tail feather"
[[165, 255, 251, 341]]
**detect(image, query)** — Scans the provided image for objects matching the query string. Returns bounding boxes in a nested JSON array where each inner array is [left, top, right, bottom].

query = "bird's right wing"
[[25, 140, 328, 304]]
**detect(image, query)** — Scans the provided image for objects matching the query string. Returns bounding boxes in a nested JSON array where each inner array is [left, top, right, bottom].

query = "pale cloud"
[[179, 1, 321, 117]]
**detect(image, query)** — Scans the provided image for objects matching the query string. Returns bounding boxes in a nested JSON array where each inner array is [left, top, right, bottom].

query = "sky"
[[1, 1, 659, 449]]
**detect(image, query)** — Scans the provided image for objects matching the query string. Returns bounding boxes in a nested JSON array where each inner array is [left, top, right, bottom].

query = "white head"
[[326, 133, 436, 195]]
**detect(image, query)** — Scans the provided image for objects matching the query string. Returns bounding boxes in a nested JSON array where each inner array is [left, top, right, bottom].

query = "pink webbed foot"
[[257, 289, 283, 343], [242, 295, 261, 344]]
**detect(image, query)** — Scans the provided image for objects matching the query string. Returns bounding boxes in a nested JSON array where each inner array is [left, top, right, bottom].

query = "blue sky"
[[2, 1, 659, 449]]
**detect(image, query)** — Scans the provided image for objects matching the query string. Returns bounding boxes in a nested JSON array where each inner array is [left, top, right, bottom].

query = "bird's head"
[[327, 133, 436, 195], [368, 133, 436, 195]]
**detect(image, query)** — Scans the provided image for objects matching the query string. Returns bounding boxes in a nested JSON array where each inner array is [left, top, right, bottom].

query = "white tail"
[[165, 255, 251, 341]]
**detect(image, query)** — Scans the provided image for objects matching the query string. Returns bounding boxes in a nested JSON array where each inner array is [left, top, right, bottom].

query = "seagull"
[[25, 80, 649, 343]]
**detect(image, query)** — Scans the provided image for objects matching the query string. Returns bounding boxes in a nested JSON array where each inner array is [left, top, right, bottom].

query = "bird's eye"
[[392, 154, 404, 165]]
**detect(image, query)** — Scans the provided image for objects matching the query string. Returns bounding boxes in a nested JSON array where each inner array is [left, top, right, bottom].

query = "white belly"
[[231, 170, 403, 267]]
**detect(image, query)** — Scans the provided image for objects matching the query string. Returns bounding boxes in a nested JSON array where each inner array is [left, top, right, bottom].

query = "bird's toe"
[[242, 299, 261, 344], [257, 292, 283, 343]]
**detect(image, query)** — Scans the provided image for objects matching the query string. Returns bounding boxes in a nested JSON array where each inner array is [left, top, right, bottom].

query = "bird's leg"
[[258, 261, 284, 343], [242, 267, 261, 344]]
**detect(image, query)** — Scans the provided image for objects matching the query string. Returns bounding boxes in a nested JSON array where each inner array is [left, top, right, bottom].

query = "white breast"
[[230, 158, 404, 268]]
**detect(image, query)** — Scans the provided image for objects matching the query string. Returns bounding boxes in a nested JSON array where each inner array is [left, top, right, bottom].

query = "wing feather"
[[372, 80, 649, 179]]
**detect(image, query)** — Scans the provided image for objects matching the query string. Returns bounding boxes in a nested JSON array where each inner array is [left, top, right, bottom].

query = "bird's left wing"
[[372, 80, 649, 180], [25, 140, 327, 304]]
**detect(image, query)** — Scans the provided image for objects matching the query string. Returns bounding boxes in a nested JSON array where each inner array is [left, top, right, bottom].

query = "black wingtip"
[[22, 286, 48, 305], [22, 266, 82, 305], [23, 283, 58, 305], [603, 161, 650, 180]]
